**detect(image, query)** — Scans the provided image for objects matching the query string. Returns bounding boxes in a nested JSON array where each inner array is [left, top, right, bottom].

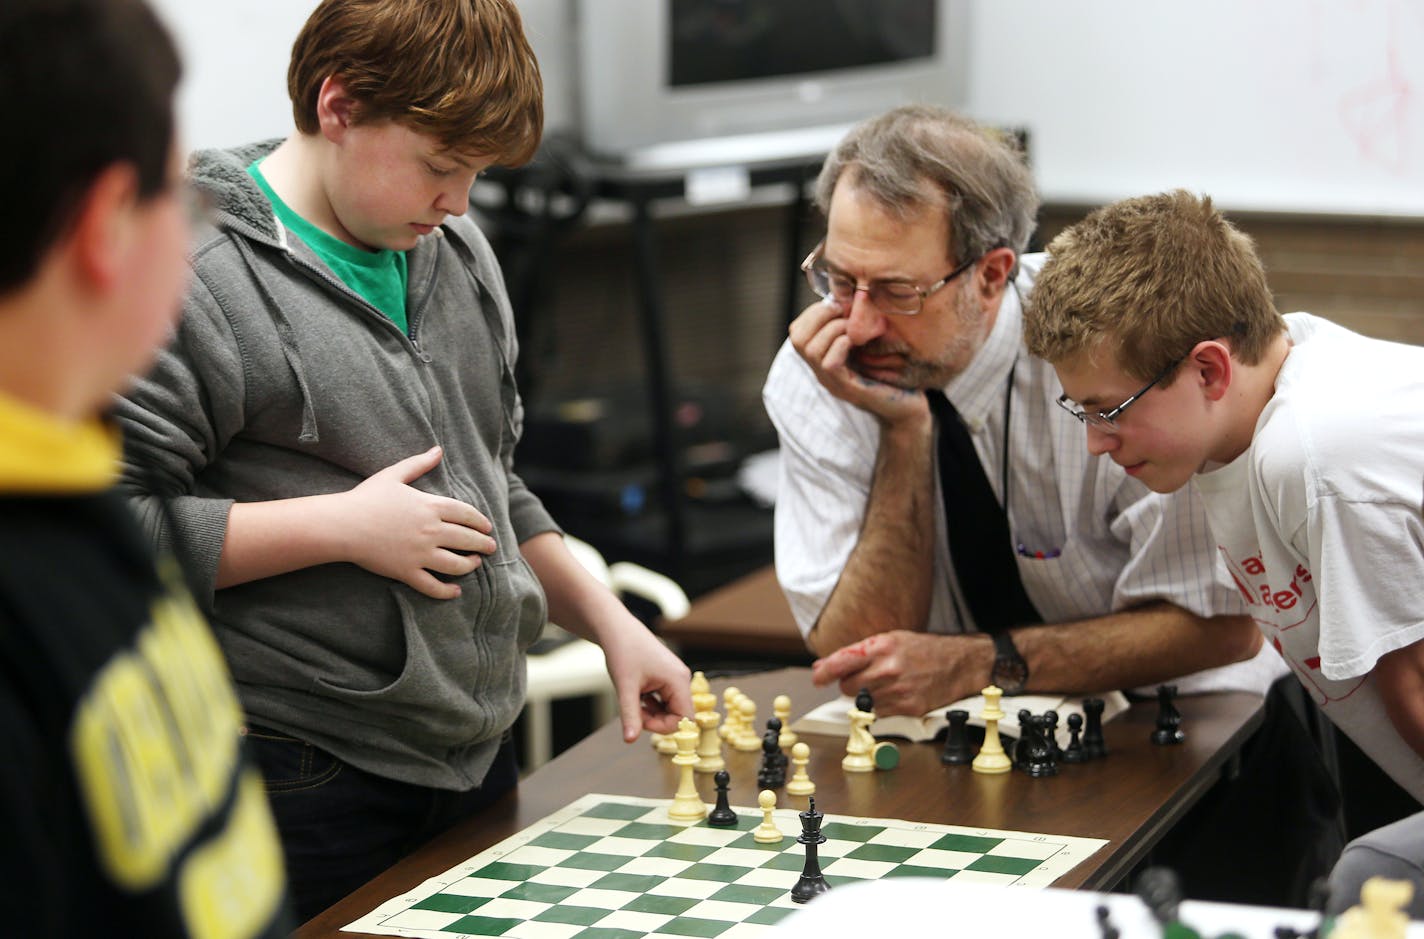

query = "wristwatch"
[[989, 631, 1029, 696]]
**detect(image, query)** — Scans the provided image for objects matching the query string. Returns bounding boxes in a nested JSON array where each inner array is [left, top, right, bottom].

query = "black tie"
[[926, 390, 1041, 632]]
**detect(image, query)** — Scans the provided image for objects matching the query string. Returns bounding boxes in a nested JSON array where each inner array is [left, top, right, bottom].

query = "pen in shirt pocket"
[[1017, 543, 1061, 560]]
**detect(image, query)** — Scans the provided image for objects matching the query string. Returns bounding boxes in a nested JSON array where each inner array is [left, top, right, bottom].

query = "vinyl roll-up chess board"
[[343, 794, 1107, 938]]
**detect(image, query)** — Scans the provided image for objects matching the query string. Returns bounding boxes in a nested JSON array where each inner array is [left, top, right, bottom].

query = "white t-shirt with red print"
[[1194, 312, 1424, 803]]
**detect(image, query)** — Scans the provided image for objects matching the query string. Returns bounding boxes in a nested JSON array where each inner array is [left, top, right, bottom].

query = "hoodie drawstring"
[[229, 227, 321, 445]]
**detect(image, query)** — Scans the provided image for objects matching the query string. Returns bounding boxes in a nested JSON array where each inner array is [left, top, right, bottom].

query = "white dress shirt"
[[763, 254, 1285, 694]]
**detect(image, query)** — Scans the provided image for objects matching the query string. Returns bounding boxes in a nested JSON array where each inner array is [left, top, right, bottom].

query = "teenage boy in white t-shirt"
[[1023, 188, 1424, 913]]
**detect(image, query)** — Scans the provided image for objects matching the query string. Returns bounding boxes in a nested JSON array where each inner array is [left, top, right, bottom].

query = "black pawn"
[[854, 687, 874, 713], [1151, 684, 1185, 745], [1062, 712, 1087, 763], [940, 709, 972, 764], [757, 729, 786, 789], [708, 769, 738, 827], [790, 797, 831, 903], [1096, 904, 1121, 939], [1012, 708, 1033, 766], [1043, 710, 1063, 762], [1082, 698, 1108, 759]]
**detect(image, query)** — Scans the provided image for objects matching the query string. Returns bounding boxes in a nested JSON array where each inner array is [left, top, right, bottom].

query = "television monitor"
[[573, 0, 972, 171]]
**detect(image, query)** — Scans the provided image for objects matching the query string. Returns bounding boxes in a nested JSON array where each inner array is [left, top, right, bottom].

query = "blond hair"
[[1024, 190, 1283, 382], [288, 0, 542, 165], [815, 105, 1038, 272]]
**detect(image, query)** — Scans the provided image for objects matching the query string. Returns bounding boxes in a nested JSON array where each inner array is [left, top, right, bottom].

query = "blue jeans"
[[244, 725, 519, 924]]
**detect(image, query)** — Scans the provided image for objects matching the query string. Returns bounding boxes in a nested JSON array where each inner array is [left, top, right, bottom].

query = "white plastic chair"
[[521, 535, 689, 770]]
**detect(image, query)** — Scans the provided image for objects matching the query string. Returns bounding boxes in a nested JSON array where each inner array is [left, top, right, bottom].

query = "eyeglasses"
[[1056, 355, 1185, 433], [800, 241, 982, 316]]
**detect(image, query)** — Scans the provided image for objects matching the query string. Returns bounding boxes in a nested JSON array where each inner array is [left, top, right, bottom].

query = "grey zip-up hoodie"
[[116, 140, 555, 790]]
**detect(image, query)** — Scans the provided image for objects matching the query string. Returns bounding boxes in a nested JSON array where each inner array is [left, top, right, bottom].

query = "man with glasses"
[[767, 105, 1274, 710], [1025, 189, 1424, 915], [763, 107, 1338, 904]]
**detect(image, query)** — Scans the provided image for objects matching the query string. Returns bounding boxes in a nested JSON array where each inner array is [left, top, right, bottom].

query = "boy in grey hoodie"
[[116, 0, 691, 920]]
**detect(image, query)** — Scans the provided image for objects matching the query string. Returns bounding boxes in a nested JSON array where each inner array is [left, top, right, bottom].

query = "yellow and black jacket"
[[0, 392, 291, 937]]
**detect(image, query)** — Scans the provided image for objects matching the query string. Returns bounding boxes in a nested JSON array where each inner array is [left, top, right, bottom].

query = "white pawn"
[[720, 687, 742, 741], [733, 696, 761, 752], [774, 694, 797, 750], [786, 742, 815, 796], [753, 789, 784, 843]]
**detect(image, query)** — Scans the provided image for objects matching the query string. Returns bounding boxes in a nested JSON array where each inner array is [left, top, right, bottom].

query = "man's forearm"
[[807, 416, 936, 656], [1011, 605, 1263, 696]]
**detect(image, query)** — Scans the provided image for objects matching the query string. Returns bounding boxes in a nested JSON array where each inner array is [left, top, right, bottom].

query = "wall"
[[149, 0, 1424, 431], [157, 1, 1424, 219]]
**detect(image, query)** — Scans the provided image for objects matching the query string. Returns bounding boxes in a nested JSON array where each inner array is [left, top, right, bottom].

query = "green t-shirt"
[[247, 161, 410, 334]]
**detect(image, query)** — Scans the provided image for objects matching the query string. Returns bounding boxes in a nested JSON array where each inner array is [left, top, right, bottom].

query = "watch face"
[[992, 655, 1028, 695]]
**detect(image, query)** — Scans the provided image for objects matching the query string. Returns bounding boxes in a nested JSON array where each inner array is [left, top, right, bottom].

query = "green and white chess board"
[[344, 793, 1108, 938]]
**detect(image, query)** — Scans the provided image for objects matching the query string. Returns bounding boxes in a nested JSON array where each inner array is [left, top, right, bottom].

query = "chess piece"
[[733, 696, 761, 752], [775, 694, 797, 749], [1021, 713, 1057, 778], [692, 671, 724, 773], [1083, 697, 1108, 759], [1151, 684, 1185, 745], [668, 717, 707, 821], [1012, 708, 1033, 767], [720, 687, 741, 741], [694, 707, 725, 774], [707, 769, 738, 827], [765, 716, 785, 753], [1135, 866, 1184, 927], [655, 730, 678, 755], [786, 742, 816, 796], [757, 728, 787, 789], [790, 797, 832, 903], [1095, 904, 1121, 939], [1062, 712, 1087, 763], [1044, 710, 1062, 761], [690, 670, 715, 710], [1331, 877, 1412, 939], [940, 708, 973, 764], [842, 687, 876, 773], [1033, 714, 1059, 777], [753, 789, 784, 843], [972, 685, 1012, 774]]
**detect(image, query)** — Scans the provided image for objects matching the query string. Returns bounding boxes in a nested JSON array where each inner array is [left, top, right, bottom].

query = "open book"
[[791, 690, 1130, 751]]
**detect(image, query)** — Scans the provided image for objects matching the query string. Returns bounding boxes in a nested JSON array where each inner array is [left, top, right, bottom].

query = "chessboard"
[[343, 793, 1108, 938]]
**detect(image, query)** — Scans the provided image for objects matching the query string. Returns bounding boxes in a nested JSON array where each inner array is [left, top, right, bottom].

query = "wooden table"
[[657, 565, 809, 661], [296, 667, 1264, 938]]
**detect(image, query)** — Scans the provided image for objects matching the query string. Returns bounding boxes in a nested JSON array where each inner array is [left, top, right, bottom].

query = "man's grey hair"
[[815, 105, 1040, 270]]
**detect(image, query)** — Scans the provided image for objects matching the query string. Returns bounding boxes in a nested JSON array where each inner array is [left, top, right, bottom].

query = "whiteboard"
[[965, 0, 1424, 217]]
